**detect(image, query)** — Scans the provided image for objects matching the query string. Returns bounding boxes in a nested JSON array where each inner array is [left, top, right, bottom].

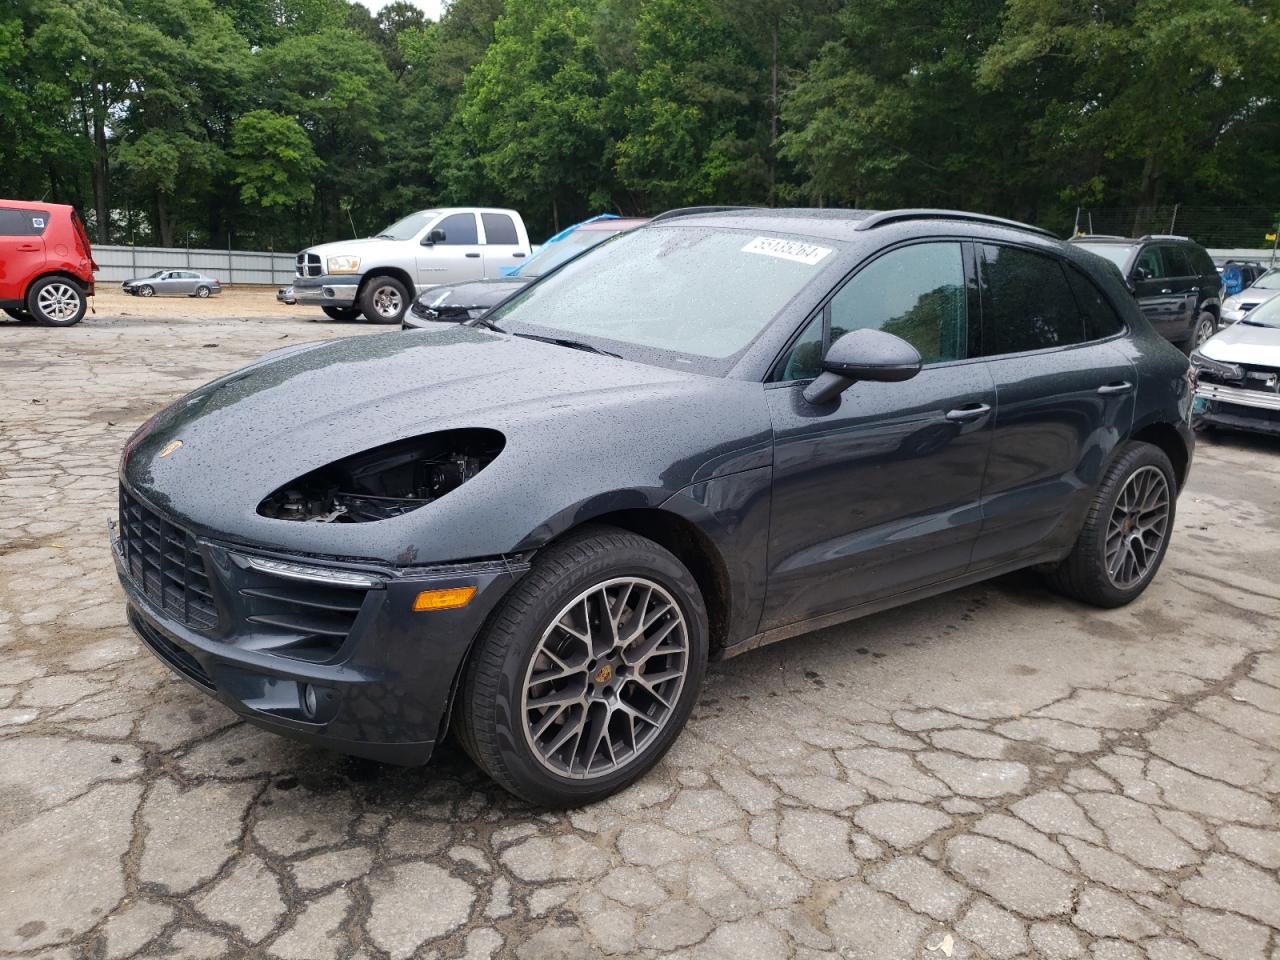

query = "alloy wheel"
[[521, 576, 690, 780], [372, 285, 402, 318], [139, 285, 154, 297], [1105, 465, 1171, 589], [36, 283, 81, 322], [1194, 317, 1215, 347]]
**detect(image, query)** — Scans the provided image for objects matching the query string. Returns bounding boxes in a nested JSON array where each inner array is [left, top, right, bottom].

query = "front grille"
[[239, 576, 370, 663], [130, 608, 214, 690], [296, 252, 322, 278], [118, 487, 218, 631]]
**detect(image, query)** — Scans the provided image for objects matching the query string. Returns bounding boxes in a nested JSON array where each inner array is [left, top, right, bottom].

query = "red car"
[[0, 199, 97, 326]]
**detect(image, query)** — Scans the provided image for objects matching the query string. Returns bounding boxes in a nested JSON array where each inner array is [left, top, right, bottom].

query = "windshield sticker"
[[742, 236, 832, 266]]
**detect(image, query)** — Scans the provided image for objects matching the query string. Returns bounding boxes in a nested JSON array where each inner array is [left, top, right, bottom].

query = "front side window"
[[980, 244, 1084, 354], [481, 213, 518, 245], [487, 225, 842, 375], [1134, 246, 1165, 280], [435, 213, 478, 245], [774, 241, 968, 381]]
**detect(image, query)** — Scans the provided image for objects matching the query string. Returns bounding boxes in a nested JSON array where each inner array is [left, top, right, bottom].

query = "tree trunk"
[[156, 192, 174, 247], [90, 84, 110, 242], [768, 19, 778, 205], [1133, 155, 1161, 236]]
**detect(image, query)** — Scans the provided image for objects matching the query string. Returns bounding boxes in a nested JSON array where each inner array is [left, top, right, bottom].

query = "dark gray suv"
[[114, 207, 1195, 806], [1068, 234, 1222, 350]]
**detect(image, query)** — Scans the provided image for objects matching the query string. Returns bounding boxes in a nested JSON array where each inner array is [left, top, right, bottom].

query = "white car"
[[1220, 267, 1280, 325], [291, 208, 532, 324], [1192, 293, 1280, 436]]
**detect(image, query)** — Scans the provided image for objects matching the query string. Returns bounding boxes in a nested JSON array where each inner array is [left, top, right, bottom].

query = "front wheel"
[[454, 527, 708, 807], [1046, 442, 1177, 608], [359, 277, 409, 324], [27, 277, 87, 326], [321, 305, 362, 322], [138, 284, 154, 298]]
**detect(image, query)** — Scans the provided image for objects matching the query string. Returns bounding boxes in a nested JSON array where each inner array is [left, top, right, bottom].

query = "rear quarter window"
[[481, 213, 519, 245], [1065, 266, 1125, 339], [979, 244, 1086, 355]]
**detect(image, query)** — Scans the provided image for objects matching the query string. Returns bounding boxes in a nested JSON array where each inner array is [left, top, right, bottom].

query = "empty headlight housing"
[[257, 428, 504, 523], [1189, 352, 1243, 382]]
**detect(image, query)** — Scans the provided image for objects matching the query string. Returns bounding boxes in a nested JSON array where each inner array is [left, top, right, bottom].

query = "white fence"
[[93, 245, 295, 286]]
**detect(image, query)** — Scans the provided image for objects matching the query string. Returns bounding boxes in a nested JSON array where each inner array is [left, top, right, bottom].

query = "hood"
[[1225, 287, 1280, 310], [304, 237, 408, 261], [123, 326, 771, 564], [417, 277, 528, 312], [1200, 320, 1280, 367]]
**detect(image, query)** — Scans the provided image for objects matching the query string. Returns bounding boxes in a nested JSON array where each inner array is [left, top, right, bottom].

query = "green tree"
[[230, 110, 321, 208]]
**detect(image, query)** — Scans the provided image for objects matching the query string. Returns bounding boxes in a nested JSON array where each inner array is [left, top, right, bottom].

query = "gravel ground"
[[1, 303, 1279, 960]]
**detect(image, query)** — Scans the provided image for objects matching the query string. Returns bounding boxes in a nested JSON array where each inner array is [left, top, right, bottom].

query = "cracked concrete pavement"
[[2, 298, 1279, 960]]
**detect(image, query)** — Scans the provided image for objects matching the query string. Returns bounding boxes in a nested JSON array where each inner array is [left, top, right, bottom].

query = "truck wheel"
[[321, 306, 362, 322], [27, 277, 87, 327], [359, 277, 409, 325]]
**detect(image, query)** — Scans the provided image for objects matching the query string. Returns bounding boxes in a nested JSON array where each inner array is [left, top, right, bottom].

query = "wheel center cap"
[[593, 664, 613, 684]]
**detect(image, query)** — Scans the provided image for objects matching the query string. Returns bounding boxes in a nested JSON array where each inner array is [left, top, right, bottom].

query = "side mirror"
[[1132, 266, 1151, 282], [422, 228, 446, 246], [802, 328, 922, 405]]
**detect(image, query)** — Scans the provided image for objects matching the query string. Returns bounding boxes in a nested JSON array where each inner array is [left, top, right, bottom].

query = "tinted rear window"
[[980, 244, 1085, 354], [0, 208, 49, 236], [1065, 267, 1125, 339], [481, 213, 518, 245]]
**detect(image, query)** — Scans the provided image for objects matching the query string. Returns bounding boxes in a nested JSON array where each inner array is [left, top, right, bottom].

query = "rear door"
[[1159, 245, 1199, 342], [417, 212, 485, 286], [1131, 246, 1184, 343], [971, 243, 1135, 570], [0, 207, 48, 304], [762, 240, 996, 630], [480, 212, 527, 277]]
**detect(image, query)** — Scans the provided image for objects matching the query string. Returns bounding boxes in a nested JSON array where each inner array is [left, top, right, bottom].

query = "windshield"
[[375, 210, 439, 241], [147, 270, 164, 278], [1250, 269, 1280, 291], [1073, 243, 1134, 270], [486, 225, 843, 374], [1242, 295, 1280, 327], [516, 228, 619, 277]]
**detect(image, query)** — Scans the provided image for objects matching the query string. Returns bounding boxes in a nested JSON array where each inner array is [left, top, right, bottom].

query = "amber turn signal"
[[412, 586, 477, 612]]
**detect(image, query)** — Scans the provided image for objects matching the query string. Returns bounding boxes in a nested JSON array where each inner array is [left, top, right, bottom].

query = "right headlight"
[[1190, 352, 1243, 381], [326, 255, 361, 274]]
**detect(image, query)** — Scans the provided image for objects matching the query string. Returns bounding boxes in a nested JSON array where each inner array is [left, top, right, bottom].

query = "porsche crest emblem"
[[158, 439, 184, 458]]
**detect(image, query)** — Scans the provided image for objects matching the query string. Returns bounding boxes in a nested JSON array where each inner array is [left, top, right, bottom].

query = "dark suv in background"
[[1069, 235, 1222, 351]]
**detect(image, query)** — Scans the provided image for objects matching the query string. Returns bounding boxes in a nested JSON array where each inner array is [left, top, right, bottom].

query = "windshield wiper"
[[513, 332, 619, 357], [465, 315, 502, 332]]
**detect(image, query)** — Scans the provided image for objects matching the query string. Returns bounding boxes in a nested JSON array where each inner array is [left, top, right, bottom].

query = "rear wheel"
[[454, 527, 708, 807], [27, 277, 87, 326], [321, 305, 362, 322], [359, 276, 409, 324], [195, 285, 211, 299], [1188, 311, 1216, 352], [1046, 442, 1176, 608]]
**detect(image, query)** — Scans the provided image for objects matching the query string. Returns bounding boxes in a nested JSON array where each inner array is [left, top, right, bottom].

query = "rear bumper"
[[292, 276, 361, 308], [110, 498, 528, 765]]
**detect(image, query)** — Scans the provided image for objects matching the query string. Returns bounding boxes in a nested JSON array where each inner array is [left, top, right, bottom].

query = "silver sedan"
[[122, 270, 223, 298]]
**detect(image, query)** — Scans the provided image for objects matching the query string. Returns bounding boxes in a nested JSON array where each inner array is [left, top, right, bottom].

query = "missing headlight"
[[258, 428, 504, 523]]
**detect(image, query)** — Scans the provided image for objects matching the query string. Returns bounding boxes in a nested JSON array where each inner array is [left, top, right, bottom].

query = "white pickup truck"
[[284, 207, 532, 324]]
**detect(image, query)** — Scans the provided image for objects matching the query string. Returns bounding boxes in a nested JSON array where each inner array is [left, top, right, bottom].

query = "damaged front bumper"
[[110, 484, 528, 765], [1194, 376, 1280, 436]]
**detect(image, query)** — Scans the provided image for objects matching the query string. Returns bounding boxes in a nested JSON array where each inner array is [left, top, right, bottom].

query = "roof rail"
[[649, 205, 760, 222], [1138, 234, 1188, 242], [1070, 233, 1130, 241], [854, 208, 1057, 239]]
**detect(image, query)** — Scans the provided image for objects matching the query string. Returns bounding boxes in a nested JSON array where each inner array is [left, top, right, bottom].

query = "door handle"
[[944, 403, 991, 423], [16, 243, 39, 251], [1189, 286, 1199, 292], [513, 252, 526, 258], [1160, 288, 1172, 294], [1097, 381, 1134, 396], [465, 252, 480, 258]]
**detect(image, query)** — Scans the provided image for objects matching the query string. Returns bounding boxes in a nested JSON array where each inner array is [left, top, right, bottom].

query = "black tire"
[[454, 526, 709, 807], [138, 284, 154, 298], [195, 285, 211, 299], [1186, 311, 1216, 353], [1046, 442, 1177, 608], [321, 305, 363, 322], [358, 276, 410, 324], [26, 276, 87, 327], [3, 308, 35, 322]]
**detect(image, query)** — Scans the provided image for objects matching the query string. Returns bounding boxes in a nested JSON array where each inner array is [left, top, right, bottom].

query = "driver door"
[[762, 241, 996, 632], [417, 212, 486, 287]]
